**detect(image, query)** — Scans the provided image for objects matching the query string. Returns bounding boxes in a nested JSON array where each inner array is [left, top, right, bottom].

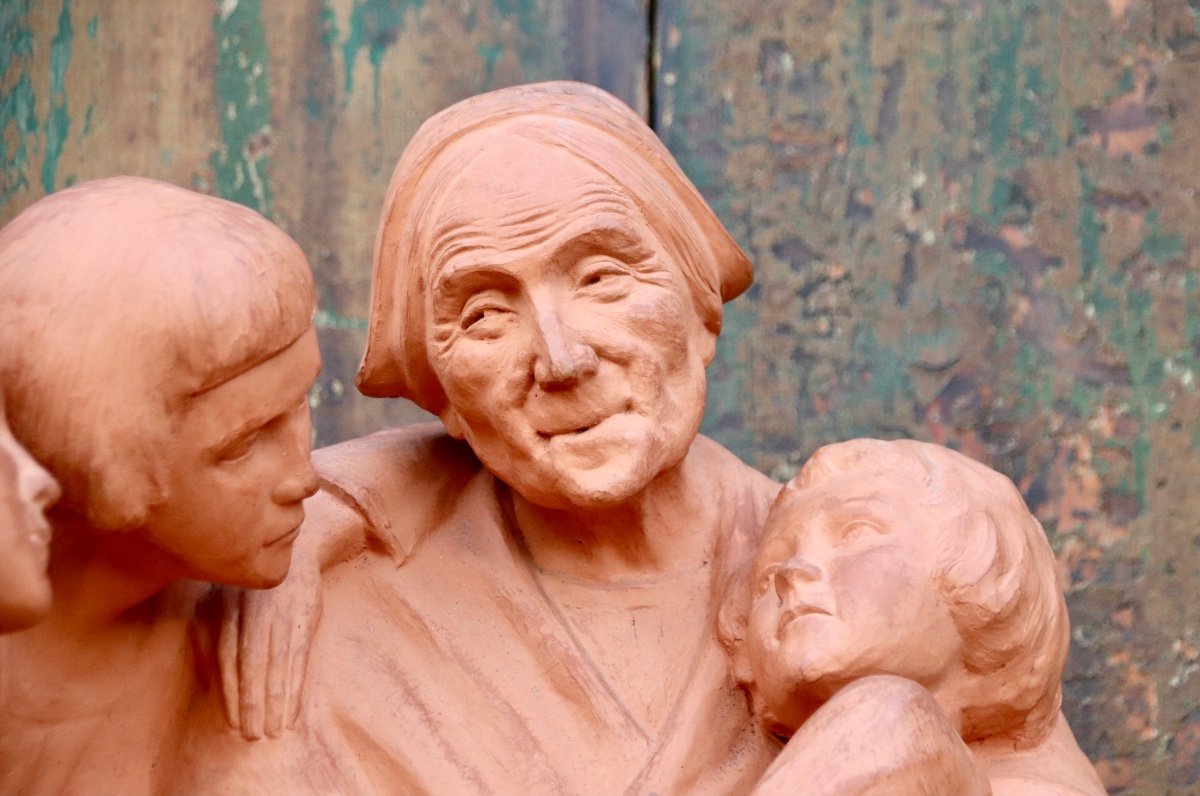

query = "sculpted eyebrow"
[[433, 262, 515, 297], [558, 222, 654, 262], [433, 220, 656, 294], [206, 410, 276, 455]]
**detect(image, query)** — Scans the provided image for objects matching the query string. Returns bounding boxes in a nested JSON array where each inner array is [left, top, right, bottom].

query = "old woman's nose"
[[532, 308, 598, 389]]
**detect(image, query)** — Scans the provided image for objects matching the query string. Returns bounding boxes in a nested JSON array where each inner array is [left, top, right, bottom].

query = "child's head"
[[722, 438, 1068, 747], [0, 392, 60, 631], [0, 177, 320, 587]]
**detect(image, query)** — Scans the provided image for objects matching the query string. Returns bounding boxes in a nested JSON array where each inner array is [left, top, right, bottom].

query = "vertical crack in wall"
[[646, 0, 658, 129]]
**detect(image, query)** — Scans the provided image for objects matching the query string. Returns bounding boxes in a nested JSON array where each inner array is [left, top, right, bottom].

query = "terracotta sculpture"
[[722, 438, 1105, 795], [205, 82, 1018, 794], [0, 177, 320, 793], [0, 394, 60, 633]]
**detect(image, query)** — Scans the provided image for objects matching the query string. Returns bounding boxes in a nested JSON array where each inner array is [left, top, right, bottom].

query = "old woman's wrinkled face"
[[426, 137, 716, 510]]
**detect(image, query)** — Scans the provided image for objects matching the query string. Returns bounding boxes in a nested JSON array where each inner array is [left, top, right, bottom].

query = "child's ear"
[[715, 575, 755, 685], [440, 406, 467, 440], [730, 646, 755, 686]]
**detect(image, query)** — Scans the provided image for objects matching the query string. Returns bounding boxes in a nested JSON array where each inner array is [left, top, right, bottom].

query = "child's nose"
[[774, 557, 822, 601]]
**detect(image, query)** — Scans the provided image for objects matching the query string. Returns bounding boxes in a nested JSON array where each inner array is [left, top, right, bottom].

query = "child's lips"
[[778, 602, 831, 632]]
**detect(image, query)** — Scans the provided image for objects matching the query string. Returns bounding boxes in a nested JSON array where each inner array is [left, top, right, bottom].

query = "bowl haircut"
[[0, 177, 316, 530]]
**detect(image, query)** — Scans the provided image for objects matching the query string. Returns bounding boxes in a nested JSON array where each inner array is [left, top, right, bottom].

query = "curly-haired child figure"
[[723, 439, 1105, 795]]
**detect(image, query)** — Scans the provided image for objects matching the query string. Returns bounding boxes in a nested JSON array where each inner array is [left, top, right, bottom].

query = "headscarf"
[[357, 81, 752, 414]]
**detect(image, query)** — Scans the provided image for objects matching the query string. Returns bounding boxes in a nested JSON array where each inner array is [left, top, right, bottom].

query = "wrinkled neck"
[[504, 445, 720, 583]]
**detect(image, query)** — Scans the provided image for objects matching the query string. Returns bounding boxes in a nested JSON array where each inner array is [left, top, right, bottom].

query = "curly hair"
[[0, 177, 315, 530], [720, 438, 1068, 747]]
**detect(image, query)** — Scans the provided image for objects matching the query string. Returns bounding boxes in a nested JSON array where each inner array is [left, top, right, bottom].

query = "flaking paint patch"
[[211, 0, 273, 213], [40, 0, 72, 194], [340, 0, 424, 112], [659, 1, 1200, 787], [0, 0, 37, 205]]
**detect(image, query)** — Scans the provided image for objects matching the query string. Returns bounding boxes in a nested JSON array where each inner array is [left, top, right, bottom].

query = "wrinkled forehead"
[[423, 131, 649, 277]]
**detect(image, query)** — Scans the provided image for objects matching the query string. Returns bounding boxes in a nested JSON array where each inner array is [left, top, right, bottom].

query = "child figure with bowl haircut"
[[0, 177, 321, 794], [721, 438, 1106, 796]]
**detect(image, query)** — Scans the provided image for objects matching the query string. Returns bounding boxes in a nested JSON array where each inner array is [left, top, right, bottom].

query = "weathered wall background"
[[2, 1, 1197, 791]]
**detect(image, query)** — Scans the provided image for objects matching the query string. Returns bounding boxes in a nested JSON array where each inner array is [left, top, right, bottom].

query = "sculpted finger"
[[286, 607, 319, 729], [237, 594, 268, 740], [218, 588, 242, 733], [264, 613, 287, 739]]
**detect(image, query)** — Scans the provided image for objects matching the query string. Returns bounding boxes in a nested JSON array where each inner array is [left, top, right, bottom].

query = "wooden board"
[[1, 0, 649, 445], [659, 0, 1200, 790], [4, 1, 1199, 791]]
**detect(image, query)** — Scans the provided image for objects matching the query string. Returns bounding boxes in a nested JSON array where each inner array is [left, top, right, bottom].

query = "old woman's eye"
[[576, 261, 633, 298], [459, 299, 514, 334], [461, 305, 496, 329]]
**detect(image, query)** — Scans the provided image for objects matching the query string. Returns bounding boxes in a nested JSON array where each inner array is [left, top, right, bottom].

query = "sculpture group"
[[0, 82, 1105, 794]]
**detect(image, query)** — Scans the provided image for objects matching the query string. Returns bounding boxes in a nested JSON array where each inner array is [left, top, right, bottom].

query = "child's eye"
[[218, 431, 261, 463], [840, 520, 884, 541]]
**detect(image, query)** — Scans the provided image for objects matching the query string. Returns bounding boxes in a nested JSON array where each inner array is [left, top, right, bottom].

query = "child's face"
[[0, 409, 60, 631], [744, 471, 963, 734], [134, 325, 321, 589]]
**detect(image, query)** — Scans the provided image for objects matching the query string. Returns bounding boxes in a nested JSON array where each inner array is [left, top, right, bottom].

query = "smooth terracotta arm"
[[751, 675, 992, 796]]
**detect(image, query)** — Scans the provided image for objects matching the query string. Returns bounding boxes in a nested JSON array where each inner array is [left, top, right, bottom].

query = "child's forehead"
[[779, 469, 908, 511], [761, 471, 927, 540]]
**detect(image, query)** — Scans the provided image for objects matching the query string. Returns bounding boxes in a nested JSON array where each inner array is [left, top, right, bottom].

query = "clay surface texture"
[[202, 84, 1102, 795], [727, 438, 1105, 795], [0, 86, 1105, 796], [0, 177, 319, 793]]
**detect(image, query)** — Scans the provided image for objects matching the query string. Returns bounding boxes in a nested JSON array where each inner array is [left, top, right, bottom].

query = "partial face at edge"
[[0, 408, 61, 631], [744, 472, 963, 736], [137, 325, 322, 589], [425, 139, 715, 510]]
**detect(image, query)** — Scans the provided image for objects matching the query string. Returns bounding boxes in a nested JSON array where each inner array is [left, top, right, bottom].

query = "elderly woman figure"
[[0, 177, 321, 794], [211, 81, 781, 793], [214, 82, 1015, 795]]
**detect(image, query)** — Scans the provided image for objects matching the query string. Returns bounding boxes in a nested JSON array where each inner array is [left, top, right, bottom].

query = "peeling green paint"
[[1077, 174, 1101, 281], [983, 4, 1023, 157], [314, 309, 368, 331], [341, 0, 424, 112], [211, 0, 273, 214], [477, 42, 503, 84], [491, 0, 540, 38], [1141, 214, 1184, 265], [41, 0, 72, 194], [86, 14, 96, 38], [0, 0, 37, 205]]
